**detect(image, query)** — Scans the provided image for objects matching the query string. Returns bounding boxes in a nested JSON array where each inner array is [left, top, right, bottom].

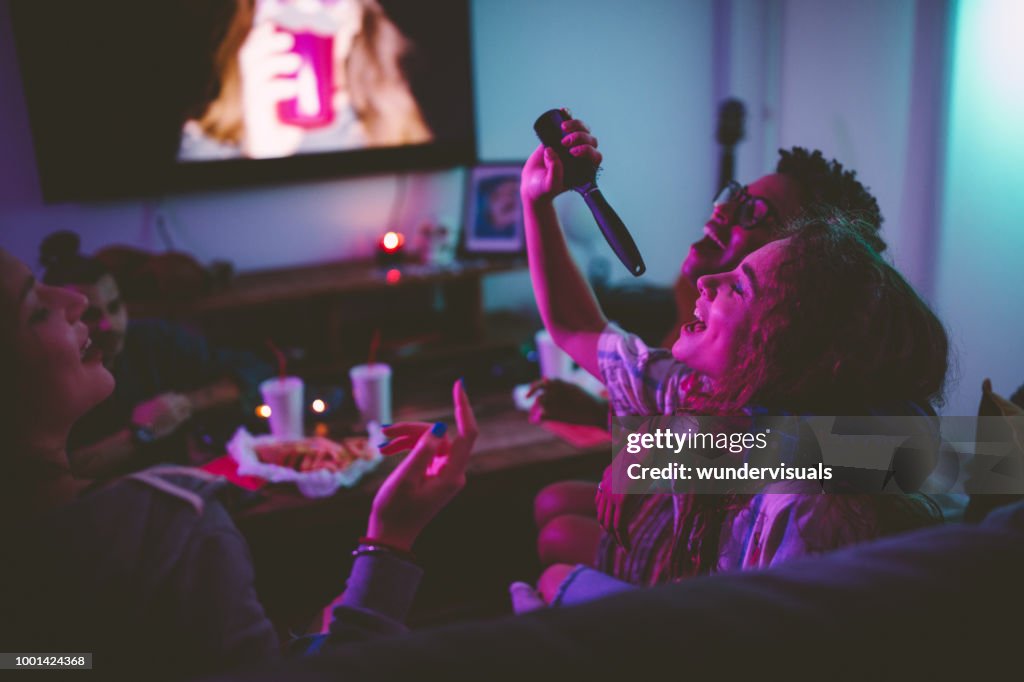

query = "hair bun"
[[39, 231, 82, 269]]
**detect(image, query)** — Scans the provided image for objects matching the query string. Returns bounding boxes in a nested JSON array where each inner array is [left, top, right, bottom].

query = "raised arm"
[[520, 116, 607, 379], [304, 381, 478, 649]]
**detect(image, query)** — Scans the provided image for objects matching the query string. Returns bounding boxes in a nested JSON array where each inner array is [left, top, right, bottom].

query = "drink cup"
[[349, 363, 392, 426], [276, 30, 335, 129], [257, 0, 338, 129], [535, 329, 574, 380], [260, 376, 305, 441]]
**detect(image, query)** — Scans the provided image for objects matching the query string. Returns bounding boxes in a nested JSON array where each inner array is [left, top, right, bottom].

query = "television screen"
[[11, 0, 475, 201]]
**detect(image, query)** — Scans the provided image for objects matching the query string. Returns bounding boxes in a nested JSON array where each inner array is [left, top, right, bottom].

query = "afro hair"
[[775, 147, 886, 253]]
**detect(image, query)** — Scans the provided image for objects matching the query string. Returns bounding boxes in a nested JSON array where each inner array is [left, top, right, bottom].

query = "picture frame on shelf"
[[461, 163, 525, 255]]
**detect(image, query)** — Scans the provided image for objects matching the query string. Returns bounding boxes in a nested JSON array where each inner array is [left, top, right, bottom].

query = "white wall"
[[775, 0, 920, 276]]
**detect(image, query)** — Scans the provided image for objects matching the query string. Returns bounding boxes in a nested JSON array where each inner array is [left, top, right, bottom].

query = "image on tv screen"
[[12, 0, 475, 200]]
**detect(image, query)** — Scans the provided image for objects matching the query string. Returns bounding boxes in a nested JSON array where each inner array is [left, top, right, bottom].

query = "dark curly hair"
[[687, 209, 948, 415], [669, 212, 948, 576], [776, 147, 886, 253]]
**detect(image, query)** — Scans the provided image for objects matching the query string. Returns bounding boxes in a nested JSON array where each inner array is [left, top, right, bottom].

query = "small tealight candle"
[[381, 231, 404, 252], [377, 231, 406, 265]]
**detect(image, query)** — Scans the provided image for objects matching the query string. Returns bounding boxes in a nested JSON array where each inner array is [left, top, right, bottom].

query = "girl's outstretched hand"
[[367, 380, 478, 551]]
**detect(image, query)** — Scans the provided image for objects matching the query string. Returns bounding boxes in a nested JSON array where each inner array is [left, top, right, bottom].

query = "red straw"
[[368, 329, 381, 366], [266, 339, 287, 379]]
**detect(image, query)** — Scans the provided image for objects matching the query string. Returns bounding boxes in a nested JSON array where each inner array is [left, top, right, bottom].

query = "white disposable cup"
[[260, 376, 305, 441], [349, 363, 392, 426], [535, 329, 574, 380]]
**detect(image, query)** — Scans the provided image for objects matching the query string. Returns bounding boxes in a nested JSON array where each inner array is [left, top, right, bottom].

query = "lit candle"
[[380, 231, 405, 253], [377, 231, 406, 265]]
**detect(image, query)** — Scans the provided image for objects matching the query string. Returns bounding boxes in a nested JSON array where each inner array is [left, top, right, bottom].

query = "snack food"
[[254, 436, 371, 473]]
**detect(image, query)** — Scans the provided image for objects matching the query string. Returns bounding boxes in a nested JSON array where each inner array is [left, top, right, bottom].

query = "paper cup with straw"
[[261, 340, 304, 441], [349, 329, 392, 427]]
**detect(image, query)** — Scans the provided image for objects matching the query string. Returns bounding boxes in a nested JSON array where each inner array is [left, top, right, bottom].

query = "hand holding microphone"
[[526, 109, 646, 277]]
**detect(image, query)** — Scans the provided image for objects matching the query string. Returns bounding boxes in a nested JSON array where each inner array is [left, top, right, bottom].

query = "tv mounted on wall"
[[11, 0, 476, 202]]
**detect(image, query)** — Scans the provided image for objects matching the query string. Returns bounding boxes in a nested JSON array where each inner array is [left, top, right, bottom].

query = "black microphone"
[[533, 109, 646, 277]]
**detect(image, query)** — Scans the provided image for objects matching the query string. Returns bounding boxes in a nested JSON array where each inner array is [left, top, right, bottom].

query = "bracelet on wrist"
[[354, 536, 417, 563]]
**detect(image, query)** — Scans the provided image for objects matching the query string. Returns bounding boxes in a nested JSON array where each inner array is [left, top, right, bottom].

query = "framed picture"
[[462, 163, 525, 254]]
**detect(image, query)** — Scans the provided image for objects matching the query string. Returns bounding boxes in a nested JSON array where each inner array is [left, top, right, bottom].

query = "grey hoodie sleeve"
[[338, 553, 423, 623], [292, 552, 424, 654], [170, 511, 280, 666]]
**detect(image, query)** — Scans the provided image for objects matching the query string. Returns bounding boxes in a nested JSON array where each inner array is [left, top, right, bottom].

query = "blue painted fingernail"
[[381, 423, 392, 428], [377, 439, 392, 449], [431, 422, 447, 437]]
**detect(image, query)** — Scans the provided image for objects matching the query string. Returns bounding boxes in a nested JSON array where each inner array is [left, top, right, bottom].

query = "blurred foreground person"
[[2, 244, 477, 680]]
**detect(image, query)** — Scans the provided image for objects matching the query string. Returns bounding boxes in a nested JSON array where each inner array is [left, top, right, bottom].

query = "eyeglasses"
[[711, 181, 778, 230]]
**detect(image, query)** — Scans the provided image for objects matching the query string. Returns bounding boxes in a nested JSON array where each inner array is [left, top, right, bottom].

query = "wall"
[[934, 0, 1024, 415], [775, 0, 922, 283]]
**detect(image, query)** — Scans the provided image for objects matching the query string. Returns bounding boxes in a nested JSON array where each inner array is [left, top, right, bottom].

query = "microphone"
[[533, 109, 646, 277]]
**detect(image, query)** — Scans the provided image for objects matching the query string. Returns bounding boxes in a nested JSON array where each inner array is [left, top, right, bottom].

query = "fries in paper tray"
[[227, 424, 383, 498]]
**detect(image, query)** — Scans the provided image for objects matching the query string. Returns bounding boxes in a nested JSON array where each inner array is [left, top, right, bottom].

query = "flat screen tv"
[[11, 0, 476, 202]]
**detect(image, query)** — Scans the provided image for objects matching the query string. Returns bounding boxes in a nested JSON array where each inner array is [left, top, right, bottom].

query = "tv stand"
[[133, 257, 528, 371]]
